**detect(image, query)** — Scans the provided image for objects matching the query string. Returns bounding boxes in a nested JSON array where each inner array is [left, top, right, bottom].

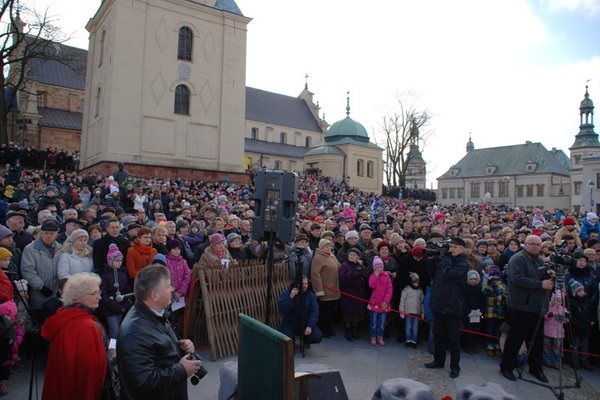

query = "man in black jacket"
[[117, 265, 202, 400], [92, 218, 129, 271], [424, 237, 468, 378], [500, 234, 554, 383]]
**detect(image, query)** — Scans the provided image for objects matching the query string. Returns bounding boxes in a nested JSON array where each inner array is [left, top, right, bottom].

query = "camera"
[[188, 352, 208, 385], [424, 241, 450, 257]]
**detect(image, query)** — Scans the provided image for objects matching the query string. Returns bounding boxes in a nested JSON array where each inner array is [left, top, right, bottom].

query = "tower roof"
[[324, 92, 370, 143], [571, 85, 598, 149]]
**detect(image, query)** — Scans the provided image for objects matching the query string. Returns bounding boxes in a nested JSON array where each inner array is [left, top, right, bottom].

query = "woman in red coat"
[[41, 272, 107, 400], [126, 227, 158, 279]]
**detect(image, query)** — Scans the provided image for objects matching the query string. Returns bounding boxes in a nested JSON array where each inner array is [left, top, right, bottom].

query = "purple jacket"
[[166, 254, 192, 297], [338, 260, 369, 316]]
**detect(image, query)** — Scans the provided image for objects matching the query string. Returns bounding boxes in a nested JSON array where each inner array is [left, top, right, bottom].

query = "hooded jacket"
[[41, 306, 107, 400]]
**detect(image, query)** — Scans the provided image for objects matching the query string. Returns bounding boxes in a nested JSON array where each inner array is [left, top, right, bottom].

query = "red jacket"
[[368, 271, 393, 313], [126, 239, 158, 279], [41, 306, 107, 400], [0, 270, 13, 302]]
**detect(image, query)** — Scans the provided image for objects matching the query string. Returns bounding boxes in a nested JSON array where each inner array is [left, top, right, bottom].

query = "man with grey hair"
[[117, 265, 202, 400]]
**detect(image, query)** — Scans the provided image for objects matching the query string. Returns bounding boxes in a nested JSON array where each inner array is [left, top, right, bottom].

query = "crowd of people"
[[0, 156, 599, 397]]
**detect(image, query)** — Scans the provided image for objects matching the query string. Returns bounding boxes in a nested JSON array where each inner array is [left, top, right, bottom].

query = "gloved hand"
[[40, 286, 53, 297]]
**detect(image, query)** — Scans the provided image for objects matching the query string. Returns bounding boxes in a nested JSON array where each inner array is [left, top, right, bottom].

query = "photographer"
[[500, 235, 555, 383], [424, 237, 468, 378], [117, 265, 202, 400], [278, 276, 322, 348]]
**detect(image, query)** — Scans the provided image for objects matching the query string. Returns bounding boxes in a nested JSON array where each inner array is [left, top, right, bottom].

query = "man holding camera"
[[424, 237, 468, 378], [500, 235, 555, 383], [118, 265, 203, 400], [278, 276, 322, 348]]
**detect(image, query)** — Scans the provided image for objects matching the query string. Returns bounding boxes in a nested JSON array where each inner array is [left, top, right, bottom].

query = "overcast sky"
[[26, 0, 600, 188]]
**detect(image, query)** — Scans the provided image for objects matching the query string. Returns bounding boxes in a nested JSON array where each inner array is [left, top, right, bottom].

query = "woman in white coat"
[[57, 229, 94, 280]]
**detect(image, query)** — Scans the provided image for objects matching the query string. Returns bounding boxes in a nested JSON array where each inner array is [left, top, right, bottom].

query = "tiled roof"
[[213, 0, 243, 15], [244, 138, 309, 158], [314, 136, 383, 150], [38, 107, 83, 130], [26, 38, 87, 91], [245, 87, 322, 132], [438, 142, 570, 180]]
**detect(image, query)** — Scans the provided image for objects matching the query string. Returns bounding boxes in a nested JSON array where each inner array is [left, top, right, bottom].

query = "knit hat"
[[414, 238, 426, 247], [467, 270, 480, 284], [372, 256, 384, 269], [573, 250, 588, 260], [152, 253, 167, 266], [43, 185, 57, 196], [569, 280, 584, 295], [345, 230, 359, 241], [320, 230, 334, 239], [347, 247, 362, 257], [0, 247, 12, 260], [67, 229, 89, 244], [226, 232, 241, 243], [450, 237, 466, 246], [562, 217, 575, 226], [209, 233, 225, 247], [121, 215, 136, 227], [411, 246, 425, 258], [488, 265, 501, 278], [318, 238, 331, 250], [376, 241, 391, 252], [409, 272, 419, 282], [106, 244, 123, 264], [166, 239, 181, 251], [587, 212, 598, 222], [476, 239, 488, 248], [0, 225, 13, 241]]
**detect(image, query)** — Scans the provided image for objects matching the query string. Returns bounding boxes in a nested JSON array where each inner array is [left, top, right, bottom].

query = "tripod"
[[516, 274, 581, 400], [293, 247, 306, 357]]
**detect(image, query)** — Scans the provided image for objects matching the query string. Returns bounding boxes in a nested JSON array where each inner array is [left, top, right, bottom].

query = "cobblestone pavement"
[[4, 331, 600, 399]]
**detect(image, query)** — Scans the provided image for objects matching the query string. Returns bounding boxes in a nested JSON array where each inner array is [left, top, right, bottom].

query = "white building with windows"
[[437, 87, 600, 212]]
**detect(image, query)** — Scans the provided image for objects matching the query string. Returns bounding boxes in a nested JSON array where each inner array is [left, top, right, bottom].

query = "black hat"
[[5, 210, 27, 220], [450, 237, 466, 246], [41, 220, 59, 232], [430, 232, 444, 239], [347, 247, 362, 257], [127, 223, 142, 231], [359, 223, 373, 232], [64, 218, 85, 226]]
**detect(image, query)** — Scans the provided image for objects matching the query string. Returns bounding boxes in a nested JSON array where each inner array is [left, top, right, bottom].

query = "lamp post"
[[588, 180, 595, 212], [16, 116, 31, 145]]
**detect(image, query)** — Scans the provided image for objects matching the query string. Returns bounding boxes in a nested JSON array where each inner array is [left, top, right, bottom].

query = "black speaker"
[[252, 170, 298, 242], [295, 371, 348, 399]]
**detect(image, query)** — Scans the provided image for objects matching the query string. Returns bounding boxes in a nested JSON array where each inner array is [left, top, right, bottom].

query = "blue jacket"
[[579, 218, 600, 240], [278, 286, 319, 330]]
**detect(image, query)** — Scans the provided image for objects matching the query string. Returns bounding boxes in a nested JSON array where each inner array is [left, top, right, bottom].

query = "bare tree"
[[375, 96, 431, 187], [0, 1, 78, 145]]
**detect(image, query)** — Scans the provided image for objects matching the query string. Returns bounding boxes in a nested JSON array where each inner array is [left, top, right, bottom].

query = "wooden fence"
[[185, 260, 291, 360]]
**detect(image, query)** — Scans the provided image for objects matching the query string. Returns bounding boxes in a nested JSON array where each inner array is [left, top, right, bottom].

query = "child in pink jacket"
[[368, 256, 393, 346]]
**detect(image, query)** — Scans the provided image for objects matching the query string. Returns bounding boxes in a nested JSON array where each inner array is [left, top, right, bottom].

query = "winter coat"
[[56, 248, 94, 280], [463, 283, 483, 318], [338, 259, 369, 316], [98, 264, 133, 318], [118, 302, 188, 400], [481, 278, 507, 319], [580, 218, 600, 240], [288, 245, 313, 279], [544, 300, 567, 339], [166, 254, 191, 298], [41, 306, 107, 400], [398, 253, 430, 292], [278, 286, 319, 331], [565, 265, 598, 305], [198, 246, 232, 268], [0, 300, 24, 367], [21, 238, 62, 310], [310, 248, 340, 301], [569, 295, 594, 337], [126, 239, 158, 279], [554, 226, 582, 248], [367, 271, 393, 313], [506, 249, 549, 315], [229, 247, 250, 262], [399, 284, 424, 316], [427, 252, 468, 317]]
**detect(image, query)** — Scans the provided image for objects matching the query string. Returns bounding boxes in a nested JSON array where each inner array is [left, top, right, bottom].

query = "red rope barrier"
[[321, 283, 600, 358]]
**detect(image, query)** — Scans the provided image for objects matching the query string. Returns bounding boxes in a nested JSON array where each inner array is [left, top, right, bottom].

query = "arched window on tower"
[[305, 136, 311, 147], [174, 84, 190, 115], [98, 30, 106, 67], [94, 87, 102, 117], [367, 161, 374, 178], [279, 132, 287, 144], [177, 26, 193, 61]]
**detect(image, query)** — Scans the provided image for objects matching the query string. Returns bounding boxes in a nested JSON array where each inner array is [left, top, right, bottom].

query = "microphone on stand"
[[115, 293, 134, 303]]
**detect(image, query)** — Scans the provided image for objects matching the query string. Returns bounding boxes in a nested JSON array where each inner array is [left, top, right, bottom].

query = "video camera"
[[424, 240, 450, 257], [543, 242, 574, 282], [188, 352, 208, 385]]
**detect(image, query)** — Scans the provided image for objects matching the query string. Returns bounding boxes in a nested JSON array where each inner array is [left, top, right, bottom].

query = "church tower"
[[404, 119, 427, 189], [80, 0, 250, 178], [569, 86, 599, 210]]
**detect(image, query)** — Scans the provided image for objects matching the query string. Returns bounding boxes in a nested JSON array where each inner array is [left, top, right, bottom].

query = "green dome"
[[325, 116, 369, 142]]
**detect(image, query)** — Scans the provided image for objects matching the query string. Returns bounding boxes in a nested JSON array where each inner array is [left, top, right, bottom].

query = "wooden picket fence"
[[185, 260, 291, 360]]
